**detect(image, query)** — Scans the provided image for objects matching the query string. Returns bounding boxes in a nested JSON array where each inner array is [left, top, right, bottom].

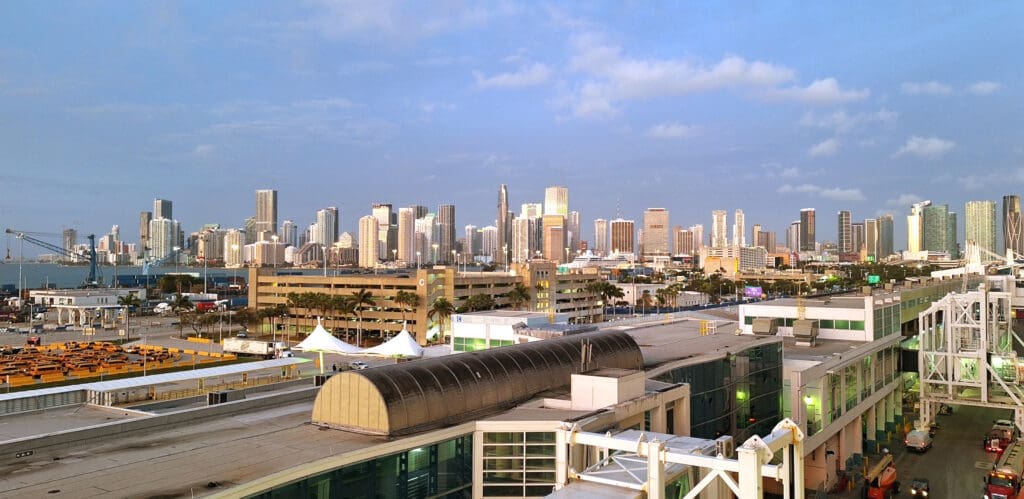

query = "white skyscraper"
[[511, 217, 537, 263], [690, 224, 705, 250], [148, 218, 179, 260], [521, 203, 543, 219], [594, 219, 608, 256], [280, 220, 297, 247], [358, 215, 379, 268], [642, 208, 670, 258], [480, 226, 499, 260], [315, 207, 339, 246], [711, 210, 728, 248], [732, 209, 745, 247], [544, 186, 569, 217], [965, 200, 997, 256], [255, 189, 278, 236], [397, 207, 415, 264], [223, 229, 244, 268]]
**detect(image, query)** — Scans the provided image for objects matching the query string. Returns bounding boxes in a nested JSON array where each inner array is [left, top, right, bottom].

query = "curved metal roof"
[[312, 330, 643, 436]]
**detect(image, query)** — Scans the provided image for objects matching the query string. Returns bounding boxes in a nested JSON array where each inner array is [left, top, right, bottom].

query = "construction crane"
[[5, 228, 97, 286], [142, 247, 183, 277]]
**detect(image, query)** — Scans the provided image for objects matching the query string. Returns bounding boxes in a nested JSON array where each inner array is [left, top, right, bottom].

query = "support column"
[[672, 399, 690, 436], [875, 400, 887, 446], [555, 429, 568, 490], [646, 439, 665, 499], [738, 441, 764, 499], [864, 405, 876, 453], [651, 404, 668, 434], [885, 390, 896, 435]]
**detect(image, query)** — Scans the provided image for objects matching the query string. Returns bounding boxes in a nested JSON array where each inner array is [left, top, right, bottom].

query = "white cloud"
[[901, 81, 953, 96], [192, 144, 216, 158], [780, 167, 799, 178], [301, 0, 494, 41], [767, 78, 869, 104], [647, 122, 697, 139], [778, 183, 865, 201], [885, 193, 923, 207], [474, 62, 552, 89], [807, 138, 840, 157], [967, 81, 1001, 95], [893, 136, 955, 159], [420, 102, 456, 113], [798, 108, 897, 133]]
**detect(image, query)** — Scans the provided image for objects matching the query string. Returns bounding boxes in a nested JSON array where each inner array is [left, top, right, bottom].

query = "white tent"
[[363, 326, 424, 358], [293, 318, 364, 373]]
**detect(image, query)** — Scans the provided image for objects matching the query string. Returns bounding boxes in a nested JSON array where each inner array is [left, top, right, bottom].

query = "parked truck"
[[987, 420, 1020, 453], [222, 338, 291, 359], [986, 440, 1024, 499]]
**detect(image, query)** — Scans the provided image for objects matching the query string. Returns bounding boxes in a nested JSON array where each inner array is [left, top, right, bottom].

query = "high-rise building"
[[757, 231, 777, 253], [907, 201, 930, 253], [438, 204, 456, 264], [1004, 195, 1023, 257], [281, 220, 297, 247], [512, 217, 537, 263], [520, 203, 542, 219], [497, 185, 510, 267], [541, 214, 566, 263], [733, 209, 745, 247], [463, 225, 480, 257], [567, 211, 580, 254], [149, 218, 179, 260], [255, 189, 278, 236], [690, 224, 704, 251], [544, 186, 569, 217], [711, 210, 728, 248], [415, 214, 437, 263], [243, 217, 257, 244], [594, 219, 609, 256], [154, 198, 172, 220], [358, 215, 379, 268], [851, 222, 865, 257], [878, 215, 894, 258], [923, 204, 955, 256], [372, 203, 396, 259], [62, 229, 78, 263], [314, 207, 339, 246], [609, 218, 635, 255], [865, 219, 879, 260], [965, 200, 997, 256], [480, 226, 498, 262], [837, 210, 852, 254], [799, 209, 816, 252], [673, 226, 695, 255], [751, 224, 762, 249], [223, 229, 244, 268], [787, 221, 801, 252], [642, 208, 670, 259], [139, 211, 152, 260], [398, 208, 415, 264]]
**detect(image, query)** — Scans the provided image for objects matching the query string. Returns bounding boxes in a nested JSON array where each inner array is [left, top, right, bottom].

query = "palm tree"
[[350, 289, 376, 347], [600, 282, 624, 319], [394, 290, 420, 325], [463, 294, 495, 312], [171, 293, 193, 338], [117, 292, 142, 341], [427, 297, 455, 343], [584, 282, 604, 322], [655, 288, 669, 313], [506, 283, 532, 311], [331, 295, 355, 340]]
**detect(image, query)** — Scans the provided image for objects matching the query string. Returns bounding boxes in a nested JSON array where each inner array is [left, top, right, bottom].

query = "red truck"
[[194, 301, 217, 313], [987, 420, 1020, 453], [986, 440, 1024, 499]]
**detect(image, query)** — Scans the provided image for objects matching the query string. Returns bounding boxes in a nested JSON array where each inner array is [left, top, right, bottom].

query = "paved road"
[[834, 404, 1008, 498]]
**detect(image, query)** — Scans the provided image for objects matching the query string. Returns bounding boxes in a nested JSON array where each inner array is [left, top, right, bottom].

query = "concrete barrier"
[[0, 386, 319, 463]]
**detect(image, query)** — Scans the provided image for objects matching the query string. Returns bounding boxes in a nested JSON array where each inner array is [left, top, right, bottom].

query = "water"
[[0, 262, 247, 289]]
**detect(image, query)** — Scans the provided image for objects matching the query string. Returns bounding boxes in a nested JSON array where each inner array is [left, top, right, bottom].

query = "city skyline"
[[1, 3, 1020, 252]]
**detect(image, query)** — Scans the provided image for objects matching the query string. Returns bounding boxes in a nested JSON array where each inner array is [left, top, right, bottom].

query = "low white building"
[[29, 288, 148, 328], [450, 310, 577, 352]]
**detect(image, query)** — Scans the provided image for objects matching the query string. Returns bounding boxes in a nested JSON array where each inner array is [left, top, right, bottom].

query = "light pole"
[[451, 249, 456, 271], [230, 244, 239, 293], [502, 244, 508, 272], [392, 249, 397, 266], [565, 247, 570, 265], [416, 250, 421, 269], [202, 256, 208, 295], [322, 245, 328, 277], [172, 246, 181, 274], [432, 243, 438, 265], [271, 235, 279, 268]]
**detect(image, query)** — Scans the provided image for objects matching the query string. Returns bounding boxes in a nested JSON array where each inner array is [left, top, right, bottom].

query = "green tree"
[[394, 290, 421, 324], [506, 283, 532, 311], [171, 293, 194, 338], [116, 291, 142, 341], [351, 289, 376, 347], [427, 297, 455, 342], [331, 295, 355, 340], [584, 281, 604, 322], [233, 308, 259, 332], [463, 294, 495, 312], [600, 282, 624, 319]]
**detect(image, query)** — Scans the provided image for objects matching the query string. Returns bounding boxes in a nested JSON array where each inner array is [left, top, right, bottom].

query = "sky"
[[1, 1, 1022, 254]]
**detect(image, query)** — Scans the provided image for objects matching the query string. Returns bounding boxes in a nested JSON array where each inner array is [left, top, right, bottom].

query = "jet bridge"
[[918, 282, 1024, 431]]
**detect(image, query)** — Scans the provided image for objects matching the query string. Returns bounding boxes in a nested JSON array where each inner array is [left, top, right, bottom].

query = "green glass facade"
[[249, 435, 473, 499], [655, 342, 783, 442], [481, 431, 557, 497], [452, 337, 514, 352]]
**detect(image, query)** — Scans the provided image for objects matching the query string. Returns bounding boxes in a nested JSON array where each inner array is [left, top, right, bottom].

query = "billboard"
[[867, 275, 881, 284], [744, 286, 763, 298]]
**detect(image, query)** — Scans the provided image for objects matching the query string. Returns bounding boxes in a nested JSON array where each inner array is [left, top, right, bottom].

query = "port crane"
[[141, 247, 183, 277], [4, 228, 98, 286]]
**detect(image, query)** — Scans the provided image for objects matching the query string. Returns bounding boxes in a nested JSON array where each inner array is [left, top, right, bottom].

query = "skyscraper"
[[281, 220, 297, 247], [512, 217, 537, 263], [464, 225, 480, 257], [542, 214, 566, 263], [372, 203, 396, 259], [567, 210, 580, 254], [255, 189, 278, 236], [851, 222, 865, 257], [757, 231, 777, 253], [480, 226, 498, 261], [907, 201, 930, 253], [594, 219, 609, 256], [787, 221, 801, 252], [149, 218, 179, 260], [223, 229, 244, 268], [799, 209, 816, 252], [139, 211, 152, 260], [673, 226, 694, 255], [751, 224, 762, 249], [544, 186, 569, 217], [865, 219, 879, 260], [711, 210, 728, 249], [609, 219, 635, 255], [1004, 195, 1023, 256], [154, 198, 172, 220], [923, 204, 955, 256], [965, 200, 997, 256], [642, 208, 670, 259], [62, 229, 78, 263], [315, 207, 339, 246], [732, 209, 745, 247], [398, 208, 415, 263], [690, 224, 705, 251], [878, 215, 894, 258], [438, 204, 456, 264], [520, 203, 542, 219], [497, 184, 510, 267], [837, 210, 852, 254], [358, 215, 380, 268]]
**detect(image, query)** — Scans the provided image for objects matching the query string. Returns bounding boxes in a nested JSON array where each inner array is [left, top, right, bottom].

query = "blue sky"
[[1, 1, 1021, 252]]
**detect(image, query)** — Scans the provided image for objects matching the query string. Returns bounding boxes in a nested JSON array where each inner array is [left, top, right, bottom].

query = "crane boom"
[[5, 228, 98, 286]]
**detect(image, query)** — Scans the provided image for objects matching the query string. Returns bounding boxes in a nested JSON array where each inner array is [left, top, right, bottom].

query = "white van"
[[905, 429, 933, 452]]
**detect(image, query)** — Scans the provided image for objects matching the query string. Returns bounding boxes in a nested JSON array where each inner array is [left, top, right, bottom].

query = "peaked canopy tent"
[[293, 318, 364, 373], [362, 328, 424, 358]]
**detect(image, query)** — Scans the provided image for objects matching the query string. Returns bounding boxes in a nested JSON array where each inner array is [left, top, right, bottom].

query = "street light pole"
[[322, 245, 328, 277], [416, 250, 421, 269]]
